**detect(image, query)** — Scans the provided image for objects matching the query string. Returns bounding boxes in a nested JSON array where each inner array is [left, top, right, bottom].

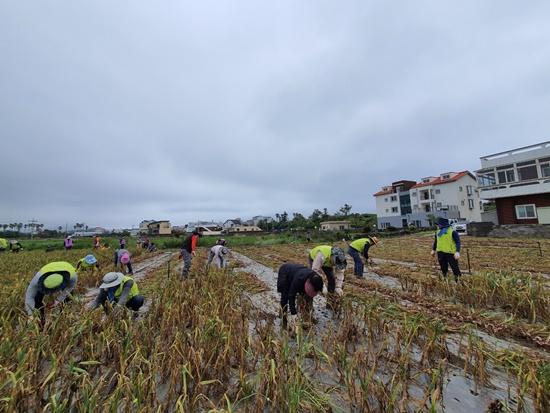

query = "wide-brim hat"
[[99, 272, 124, 289], [369, 236, 379, 245]]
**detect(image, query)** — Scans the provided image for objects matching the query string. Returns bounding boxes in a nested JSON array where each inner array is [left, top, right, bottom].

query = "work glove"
[[430, 250, 435, 257], [454, 252, 460, 260], [335, 287, 343, 296]]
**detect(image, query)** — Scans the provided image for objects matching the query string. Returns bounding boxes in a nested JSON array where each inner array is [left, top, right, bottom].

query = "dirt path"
[[233, 251, 535, 412]]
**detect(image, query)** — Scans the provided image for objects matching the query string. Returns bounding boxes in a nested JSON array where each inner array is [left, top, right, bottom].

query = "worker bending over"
[[308, 245, 347, 295], [76, 254, 100, 274], [431, 217, 462, 282], [25, 261, 78, 321], [92, 272, 144, 313], [347, 236, 378, 278], [277, 263, 323, 330], [114, 249, 133, 274], [207, 239, 230, 269]]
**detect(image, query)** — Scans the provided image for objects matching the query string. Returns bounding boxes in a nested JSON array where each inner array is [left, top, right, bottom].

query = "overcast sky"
[[1, 1, 549, 228]]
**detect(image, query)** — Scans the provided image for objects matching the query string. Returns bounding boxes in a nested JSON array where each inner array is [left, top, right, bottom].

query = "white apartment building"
[[374, 172, 482, 229], [410, 171, 482, 222]]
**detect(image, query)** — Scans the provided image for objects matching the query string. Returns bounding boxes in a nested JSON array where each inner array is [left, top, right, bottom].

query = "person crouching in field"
[[25, 262, 78, 323], [308, 245, 347, 296], [346, 236, 379, 278], [206, 239, 229, 270], [277, 263, 324, 331], [114, 248, 133, 275], [91, 272, 144, 314], [180, 229, 202, 278], [76, 254, 100, 275], [9, 239, 23, 253], [431, 217, 462, 282]]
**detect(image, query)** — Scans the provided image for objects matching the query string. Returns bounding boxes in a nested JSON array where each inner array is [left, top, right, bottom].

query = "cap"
[[120, 253, 130, 264], [99, 272, 124, 289], [84, 254, 97, 265], [304, 274, 323, 297], [43, 273, 64, 289]]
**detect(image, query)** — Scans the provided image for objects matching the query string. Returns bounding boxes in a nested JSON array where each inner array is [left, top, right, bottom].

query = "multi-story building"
[[476, 141, 550, 224], [374, 172, 482, 229]]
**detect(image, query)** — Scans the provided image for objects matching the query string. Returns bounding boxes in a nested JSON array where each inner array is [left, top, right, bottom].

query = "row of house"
[[374, 141, 550, 229]]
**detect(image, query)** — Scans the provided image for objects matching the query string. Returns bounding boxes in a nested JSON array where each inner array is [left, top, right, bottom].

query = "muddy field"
[[0, 236, 549, 412]]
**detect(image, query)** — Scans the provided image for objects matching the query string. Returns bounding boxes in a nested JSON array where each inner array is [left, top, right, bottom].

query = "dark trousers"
[[98, 293, 145, 312], [307, 257, 335, 292], [35, 292, 46, 323], [348, 247, 363, 277], [437, 252, 461, 280]]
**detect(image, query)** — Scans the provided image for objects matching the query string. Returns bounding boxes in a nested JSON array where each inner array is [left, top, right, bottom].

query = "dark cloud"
[[1, 1, 549, 228]]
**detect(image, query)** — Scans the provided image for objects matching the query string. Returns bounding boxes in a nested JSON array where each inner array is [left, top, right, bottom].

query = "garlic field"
[[0, 235, 549, 412]]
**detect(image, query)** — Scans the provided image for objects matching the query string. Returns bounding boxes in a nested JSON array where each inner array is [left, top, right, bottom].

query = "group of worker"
[[23, 217, 461, 331], [278, 217, 462, 329], [25, 247, 143, 324]]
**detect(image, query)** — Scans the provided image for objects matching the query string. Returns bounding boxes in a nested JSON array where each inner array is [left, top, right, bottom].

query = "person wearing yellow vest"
[[25, 261, 78, 320], [346, 236, 379, 278], [76, 254, 100, 274], [431, 217, 462, 282], [92, 272, 144, 313], [0, 238, 8, 252], [308, 245, 347, 295]]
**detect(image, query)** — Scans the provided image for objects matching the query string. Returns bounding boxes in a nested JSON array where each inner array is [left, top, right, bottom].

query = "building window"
[[459, 186, 463, 192], [411, 192, 417, 197], [442, 174, 450, 180], [477, 171, 496, 187], [540, 157, 550, 177], [466, 185, 473, 195], [436, 202, 442, 208], [468, 199, 474, 209], [391, 207, 398, 213], [496, 164, 515, 184], [385, 198, 388, 202], [435, 189, 441, 194], [390, 195, 397, 202], [461, 200, 465, 206], [515, 204, 537, 219], [517, 161, 538, 181], [385, 209, 389, 213]]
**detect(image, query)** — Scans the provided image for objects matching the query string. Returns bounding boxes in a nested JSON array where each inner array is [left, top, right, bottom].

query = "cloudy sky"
[[1, 1, 549, 228]]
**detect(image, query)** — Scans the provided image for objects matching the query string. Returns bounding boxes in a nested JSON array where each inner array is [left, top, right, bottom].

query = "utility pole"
[[28, 218, 39, 240]]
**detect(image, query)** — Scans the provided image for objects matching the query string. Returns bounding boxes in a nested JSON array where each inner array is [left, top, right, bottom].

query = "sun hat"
[[304, 274, 323, 298], [84, 254, 97, 265], [120, 252, 130, 264], [331, 247, 347, 270], [369, 236, 379, 245], [43, 273, 64, 289], [99, 272, 124, 289]]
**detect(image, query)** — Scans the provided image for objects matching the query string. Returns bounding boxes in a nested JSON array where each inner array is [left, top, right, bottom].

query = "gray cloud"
[[1, 1, 549, 228]]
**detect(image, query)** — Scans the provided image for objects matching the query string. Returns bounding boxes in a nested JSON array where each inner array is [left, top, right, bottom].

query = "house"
[[475, 141, 550, 224], [251, 216, 274, 226], [374, 172, 482, 229], [185, 222, 223, 236], [319, 221, 351, 231], [222, 219, 242, 229], [147, 220, 172, 235], [224, 225, 262, 234], [139, 220, 155, 234]]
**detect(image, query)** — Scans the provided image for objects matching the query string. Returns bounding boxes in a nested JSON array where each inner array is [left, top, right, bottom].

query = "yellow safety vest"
[[114, 276, 139, 300], [436, 228, 457, 254], [350, 238, 371, 252], [309, 245, 332, 267]]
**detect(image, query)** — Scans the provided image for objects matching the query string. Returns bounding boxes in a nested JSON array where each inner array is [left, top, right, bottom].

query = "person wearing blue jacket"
[[431, 217, 462, 282]]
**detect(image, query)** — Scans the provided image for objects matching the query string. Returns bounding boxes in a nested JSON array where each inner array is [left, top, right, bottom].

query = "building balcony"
[[479, 178, 550, 199]]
